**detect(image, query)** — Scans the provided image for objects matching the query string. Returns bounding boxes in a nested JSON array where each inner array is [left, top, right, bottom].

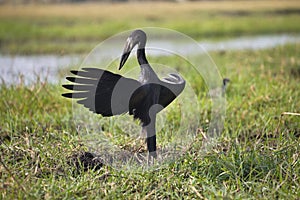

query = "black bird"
[[208, 78, 230, 98], [62, 30, 185, 159]]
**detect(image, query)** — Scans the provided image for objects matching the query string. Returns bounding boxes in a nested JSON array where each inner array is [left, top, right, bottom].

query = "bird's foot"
[[147, 151, 157, 166]]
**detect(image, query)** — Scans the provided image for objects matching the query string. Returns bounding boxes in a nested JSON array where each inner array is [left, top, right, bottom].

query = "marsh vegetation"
[[1, 1, 300, 199]]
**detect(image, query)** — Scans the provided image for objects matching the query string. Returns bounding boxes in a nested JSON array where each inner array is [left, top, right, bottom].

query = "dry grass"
[[1, 0, 300, 54], [1, 1, 300, 19]]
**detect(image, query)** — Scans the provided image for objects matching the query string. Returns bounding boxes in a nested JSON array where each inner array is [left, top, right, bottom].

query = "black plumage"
[[62, 30, 185, 159]]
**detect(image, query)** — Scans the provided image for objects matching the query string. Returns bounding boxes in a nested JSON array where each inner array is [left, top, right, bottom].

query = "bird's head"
[[119, 29, 147, 70], [223, 78, 230, 86]]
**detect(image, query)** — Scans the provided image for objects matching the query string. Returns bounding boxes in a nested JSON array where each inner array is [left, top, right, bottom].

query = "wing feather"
[[62, 68, 141, 116]]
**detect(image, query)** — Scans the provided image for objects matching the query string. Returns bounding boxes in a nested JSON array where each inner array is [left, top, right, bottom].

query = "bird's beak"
[[119, 52, 130, 70], [119, 37, 134, 70]]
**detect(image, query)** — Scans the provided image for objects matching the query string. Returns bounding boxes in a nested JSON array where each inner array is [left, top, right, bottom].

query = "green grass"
[[1, 43, 299, 199], [1, 1, 300, 54], [1, 1, 300, 198]]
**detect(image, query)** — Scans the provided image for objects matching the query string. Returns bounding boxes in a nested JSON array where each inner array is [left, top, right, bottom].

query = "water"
[[201, 34, 300, 51], [0, 54, 82, 85], [1, 34, 300, 85]]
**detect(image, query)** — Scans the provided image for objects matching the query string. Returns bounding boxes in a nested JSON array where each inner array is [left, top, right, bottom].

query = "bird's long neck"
[[137, 48, 158, 83], [137, 48, 148, 66]]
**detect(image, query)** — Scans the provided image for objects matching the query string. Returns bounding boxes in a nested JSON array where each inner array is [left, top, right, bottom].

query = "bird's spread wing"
[[62, 67, 141, 116]]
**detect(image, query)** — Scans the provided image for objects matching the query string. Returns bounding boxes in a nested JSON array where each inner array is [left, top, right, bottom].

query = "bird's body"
[[62, 30, 185, 159]]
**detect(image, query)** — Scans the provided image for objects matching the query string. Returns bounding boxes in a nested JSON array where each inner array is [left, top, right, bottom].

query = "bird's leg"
[[144, 114, 157, 165], [141, 124, 157, 162], [140, 128, 156, 166]]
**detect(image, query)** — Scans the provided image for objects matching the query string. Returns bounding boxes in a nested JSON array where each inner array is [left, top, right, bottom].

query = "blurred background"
[[1, 0, 300, 83], [1, 0, 300, 54]]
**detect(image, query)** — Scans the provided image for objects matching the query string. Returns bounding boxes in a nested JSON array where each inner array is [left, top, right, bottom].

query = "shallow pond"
[[1, 34, 300, 85]]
